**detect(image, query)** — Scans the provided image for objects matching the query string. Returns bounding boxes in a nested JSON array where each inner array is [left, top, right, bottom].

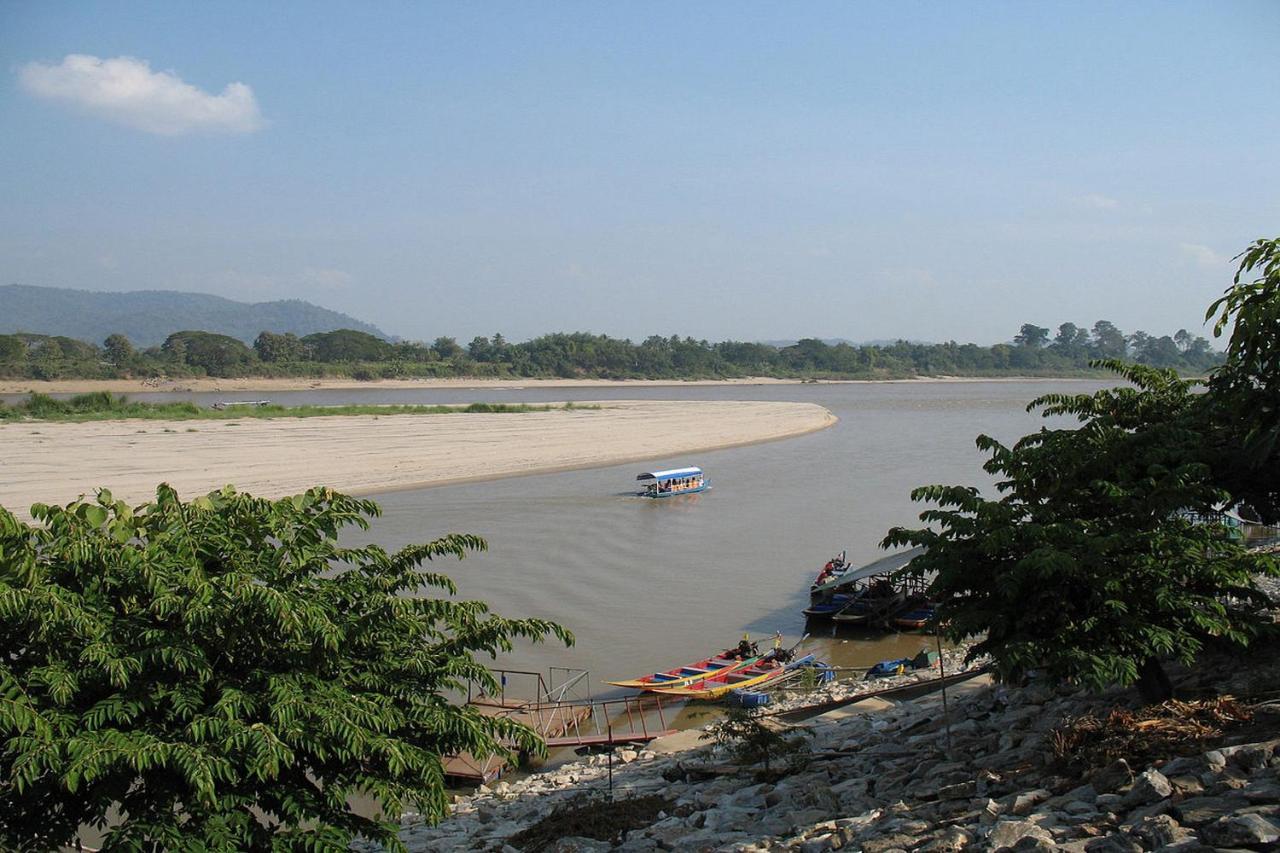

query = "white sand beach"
[[0, 400, 835, 517]]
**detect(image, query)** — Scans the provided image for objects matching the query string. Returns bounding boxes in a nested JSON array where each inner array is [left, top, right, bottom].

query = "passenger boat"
[[810, 551, 850, 590], [650, 652, 816, 700], [636, 467, 708, 498], [606, 644, 761, 690]]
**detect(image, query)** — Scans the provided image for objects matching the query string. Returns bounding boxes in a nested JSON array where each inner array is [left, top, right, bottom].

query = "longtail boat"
[[650, 653, 816, 700], [606, 646, 761, 690]]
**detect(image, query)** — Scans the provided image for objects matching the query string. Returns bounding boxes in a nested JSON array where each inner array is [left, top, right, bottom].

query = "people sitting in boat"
[[731, 634, 756, 659]]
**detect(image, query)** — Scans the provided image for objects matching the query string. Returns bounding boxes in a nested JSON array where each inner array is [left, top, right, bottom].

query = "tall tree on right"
[[884, 237, 1280, 702], [1204, 237, 1280, 523]]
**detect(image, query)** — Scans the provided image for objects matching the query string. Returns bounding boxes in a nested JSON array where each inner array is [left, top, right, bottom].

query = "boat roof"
[[810, 546, 927, 595], [636, 467, 702, 481]]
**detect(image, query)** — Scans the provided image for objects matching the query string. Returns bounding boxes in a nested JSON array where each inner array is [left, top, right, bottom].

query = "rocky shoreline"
[[377, 632, 1280, 852]]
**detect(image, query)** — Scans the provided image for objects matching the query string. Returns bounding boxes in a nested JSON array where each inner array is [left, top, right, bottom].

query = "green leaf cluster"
[[0, 485, 572, 850], [884, 237, 1280, 698]]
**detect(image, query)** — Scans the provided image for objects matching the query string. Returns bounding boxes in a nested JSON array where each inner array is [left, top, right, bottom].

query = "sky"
[[2, 2, 1278, 345]]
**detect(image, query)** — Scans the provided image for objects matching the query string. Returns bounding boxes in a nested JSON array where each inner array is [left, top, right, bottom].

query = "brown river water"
[[72, 379, 1114, 694]]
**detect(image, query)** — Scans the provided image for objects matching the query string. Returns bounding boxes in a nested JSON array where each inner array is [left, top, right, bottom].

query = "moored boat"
[[650, 651, 816, 700], [810, 551, 850, 590], [833, 583, 905, 627], [636, 467, 708, 498], [892, 605, 936, 630], [606, 641, 760, 690], [803, 591, 859, 618]]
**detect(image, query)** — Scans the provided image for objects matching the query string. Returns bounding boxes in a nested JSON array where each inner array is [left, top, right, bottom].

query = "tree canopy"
[[0, 486, 571, 849], [884, 237, 1280, 701]]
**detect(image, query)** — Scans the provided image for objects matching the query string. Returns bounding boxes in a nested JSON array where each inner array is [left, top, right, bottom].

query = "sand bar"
[[0, 400, 835, 517]]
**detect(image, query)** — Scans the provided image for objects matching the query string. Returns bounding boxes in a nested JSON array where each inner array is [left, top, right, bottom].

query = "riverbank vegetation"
[[0, 318, 1221, 382], [0, 392, 595, 423], [887, 237, 1280, 702], [0, 486, 572, 849]]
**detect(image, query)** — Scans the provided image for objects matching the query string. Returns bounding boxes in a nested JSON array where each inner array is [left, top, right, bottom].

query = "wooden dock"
[[441, 671, 677, 785], [442, 695, 677, 785]]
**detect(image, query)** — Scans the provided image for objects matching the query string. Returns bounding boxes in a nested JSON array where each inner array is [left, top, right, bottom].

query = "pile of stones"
[[389, 672, 1280, 852]]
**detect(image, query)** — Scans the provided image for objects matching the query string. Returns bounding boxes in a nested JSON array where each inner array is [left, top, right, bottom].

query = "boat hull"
[[650, 654, 816, 700], [606, 652, 757, 690]]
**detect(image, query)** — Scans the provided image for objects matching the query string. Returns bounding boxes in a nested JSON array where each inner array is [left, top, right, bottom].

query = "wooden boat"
[[810, 551, 850, 591], [636, 467, 708, 498], [803, 592, 859, 619], [650, 653, 816, 700], [832, 589, 905, 626], [606, 646, 761, 690], [893, 605, 936, 630]]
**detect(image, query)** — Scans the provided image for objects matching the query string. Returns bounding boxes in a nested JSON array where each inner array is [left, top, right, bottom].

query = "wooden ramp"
[[441, 671, 678, 785]]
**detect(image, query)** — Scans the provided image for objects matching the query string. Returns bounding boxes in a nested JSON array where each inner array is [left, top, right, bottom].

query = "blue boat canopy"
[[637, 467, 702, 482]]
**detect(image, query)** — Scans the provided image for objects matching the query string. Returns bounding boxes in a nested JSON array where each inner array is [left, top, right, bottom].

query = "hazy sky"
[[2, 2, 1277, 344]]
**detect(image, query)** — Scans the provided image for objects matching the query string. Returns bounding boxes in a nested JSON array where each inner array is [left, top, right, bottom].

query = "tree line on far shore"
[[0, 319, 1221, 382]]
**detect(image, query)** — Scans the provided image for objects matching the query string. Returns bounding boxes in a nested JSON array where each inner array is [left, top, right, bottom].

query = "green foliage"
[[162, 331, 258, 377], [0, 395, 589, 423], [0, 319, 1223, 383], [301, 329, 393, 363], [0, 486, 572, 849], [885, 362, 1277, 696], [883, 238, 1280, 699], [701, 709, 806, 773], [1204, 237, 1280, 522], [253, 332, 306, 363]]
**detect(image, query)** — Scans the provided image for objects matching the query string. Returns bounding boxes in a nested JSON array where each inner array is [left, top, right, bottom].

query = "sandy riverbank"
[[0, 400, 834, 517], [0, 375, 1082, 396]]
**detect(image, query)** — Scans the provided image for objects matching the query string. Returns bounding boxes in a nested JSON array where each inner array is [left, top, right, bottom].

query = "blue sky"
[[2, 2, 1277, 344]]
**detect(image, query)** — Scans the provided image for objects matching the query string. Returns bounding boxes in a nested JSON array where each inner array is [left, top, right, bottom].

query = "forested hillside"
[[0, 285, 385, 347], [0, 320, 1220, 382]]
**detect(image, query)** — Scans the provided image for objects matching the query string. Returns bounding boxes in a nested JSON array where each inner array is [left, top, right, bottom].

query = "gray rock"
[[799, 835, 839, 853], [1199, 812, 1280, 847], [987, 818, 1054, 849], [1009, 788, 1052, 815], [859, 834, 919, 853], [1121, 769, 1173, 807], [1126, 813, 1189, 848], [917, 826, 973, 852], [1082, 834, 1142, 853], [551, 838, 613, 853], [1172, 794, 1251, 827]]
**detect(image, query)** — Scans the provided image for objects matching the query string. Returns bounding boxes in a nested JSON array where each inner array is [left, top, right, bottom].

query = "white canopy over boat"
[[636, 467, 703, 482]]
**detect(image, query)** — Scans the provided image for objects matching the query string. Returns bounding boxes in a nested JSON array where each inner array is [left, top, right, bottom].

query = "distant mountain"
[[0, 285, 387, 348]]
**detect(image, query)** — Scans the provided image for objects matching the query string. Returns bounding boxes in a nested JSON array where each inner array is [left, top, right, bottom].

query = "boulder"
[[1126, 814, 1190, 848], [1199, 813, 1280, 847], [1009, 788, 1052, 816], [1082, 833, 1142, 853], [551, 838, 613, 853], [1172, 795, 1251, 827], [1120, 769, 1172, 807], [987, 818, 1054, 849]]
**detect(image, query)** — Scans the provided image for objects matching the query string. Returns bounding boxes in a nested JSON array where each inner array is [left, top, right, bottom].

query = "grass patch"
[[0, 392, 600, 423], [507, 794, 673, 852]]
